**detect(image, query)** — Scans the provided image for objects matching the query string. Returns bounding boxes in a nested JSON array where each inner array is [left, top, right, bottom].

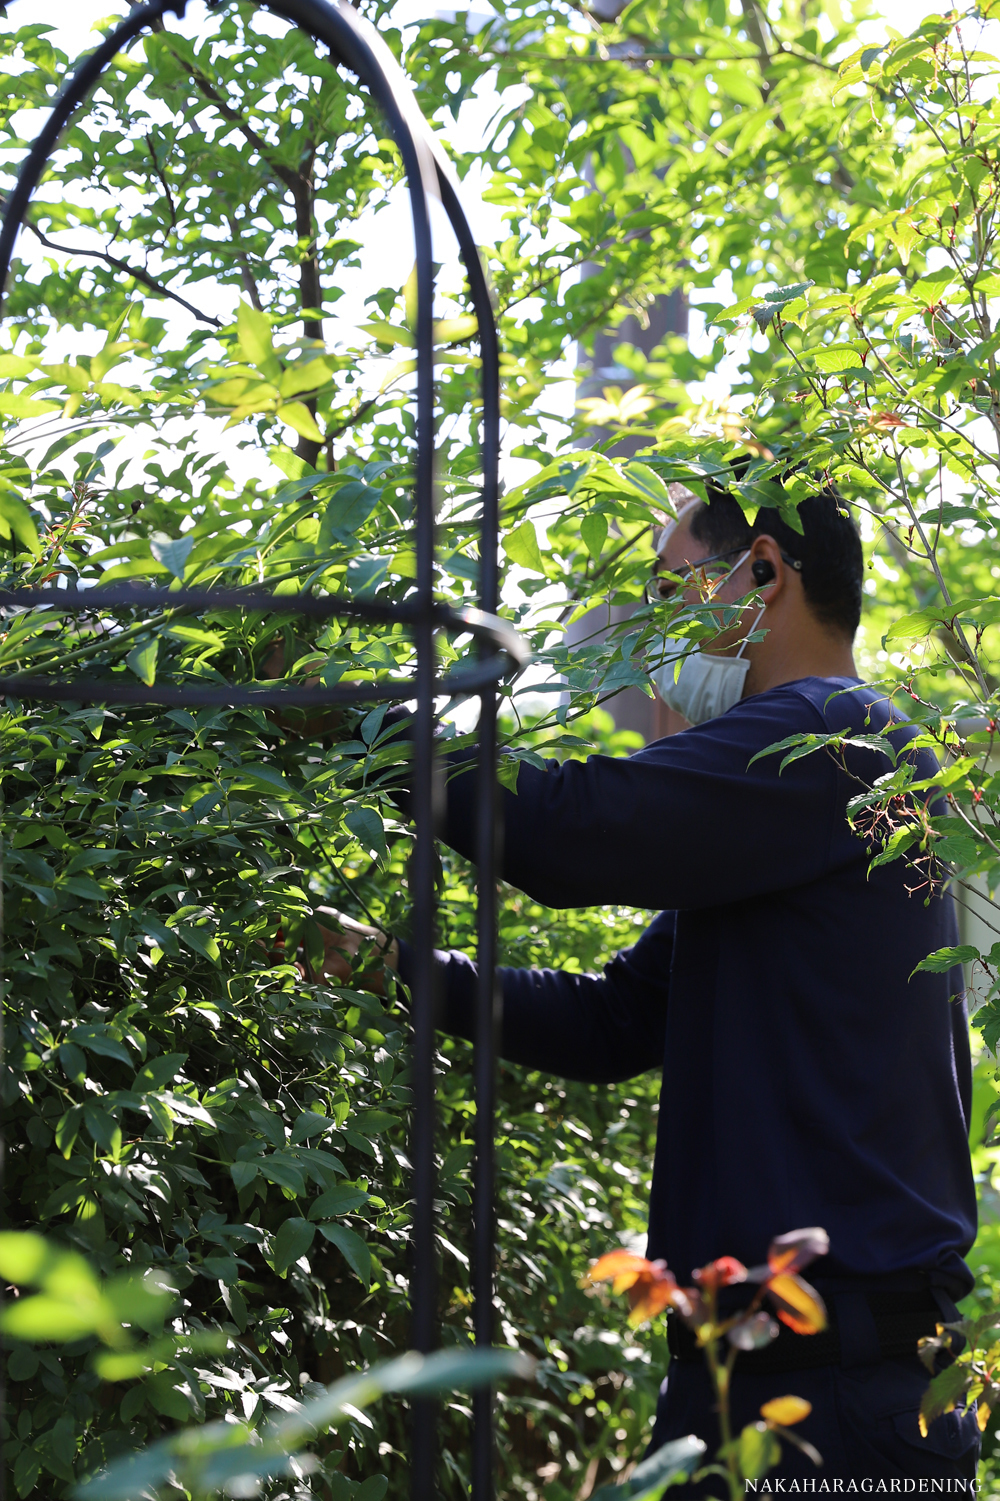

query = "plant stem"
[[701, 1288, 743, 1501]]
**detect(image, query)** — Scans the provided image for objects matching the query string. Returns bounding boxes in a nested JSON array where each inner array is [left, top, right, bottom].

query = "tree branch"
[[24, 220, 222, 328], [738, 0, 786, 131], [225, 215, 264, 312], [145, 132, 177, 231]]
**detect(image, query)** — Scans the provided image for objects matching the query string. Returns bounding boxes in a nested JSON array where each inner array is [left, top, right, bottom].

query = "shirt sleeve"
[[435, 688, 853, 910], [396, 911, 674, 1084]]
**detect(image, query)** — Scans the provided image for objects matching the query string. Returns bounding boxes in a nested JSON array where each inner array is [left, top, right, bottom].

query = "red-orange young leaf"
[[586, 1251, 693, 1327], [766, 1228, 829, 1277], [627, 1271, 685, 1328], [693, 1255, 747, 1290], [766, 1272, 828, 1335], [585, 1250, 651, 1296]]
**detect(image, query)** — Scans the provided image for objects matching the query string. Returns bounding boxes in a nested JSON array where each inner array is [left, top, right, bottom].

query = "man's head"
[[690, 481, 863, 639], [653, 478, 863, 698]]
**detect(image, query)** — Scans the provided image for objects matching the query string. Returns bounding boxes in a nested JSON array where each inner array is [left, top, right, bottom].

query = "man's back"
[[438, 675, 976, 1293]]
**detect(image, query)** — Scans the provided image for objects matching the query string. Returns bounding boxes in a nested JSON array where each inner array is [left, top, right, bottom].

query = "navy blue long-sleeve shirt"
[[395, 676, 976, 1296]]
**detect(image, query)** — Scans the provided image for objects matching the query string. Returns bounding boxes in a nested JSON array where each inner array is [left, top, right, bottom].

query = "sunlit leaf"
[[126, 638, 159, 687], [766, 1272, 828, 1334], [278, 401, 324, 443], [761, 1395, 812, 1426], [237, 300, 280, 379], [919, 1362, 971, 1435], [766, 1227, 829, 1276], [503, 521, 545, 574]]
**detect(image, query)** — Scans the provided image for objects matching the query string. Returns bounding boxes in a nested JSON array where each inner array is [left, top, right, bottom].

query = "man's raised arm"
[[399, 910, 672, 1083], [383, 681, 855, 914], [317, 910, 672, 1084]]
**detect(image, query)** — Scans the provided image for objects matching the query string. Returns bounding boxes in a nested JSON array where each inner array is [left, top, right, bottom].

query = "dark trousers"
[[648, 1357, 980, 1494]]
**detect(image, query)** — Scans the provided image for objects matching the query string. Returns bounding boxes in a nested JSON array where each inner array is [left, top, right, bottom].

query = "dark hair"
[[690, 474, 864, 639]]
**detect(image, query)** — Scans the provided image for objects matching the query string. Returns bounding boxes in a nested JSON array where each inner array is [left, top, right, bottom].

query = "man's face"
[[654, 507, 754, 656]]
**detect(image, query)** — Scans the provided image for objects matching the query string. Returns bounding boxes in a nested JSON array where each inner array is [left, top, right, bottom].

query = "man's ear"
[[748, 536, 786, 597]]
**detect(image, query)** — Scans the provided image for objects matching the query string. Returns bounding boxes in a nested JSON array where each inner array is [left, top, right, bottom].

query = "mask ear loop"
[[735, 602, 767, 661], [717, 551, 764, 662]]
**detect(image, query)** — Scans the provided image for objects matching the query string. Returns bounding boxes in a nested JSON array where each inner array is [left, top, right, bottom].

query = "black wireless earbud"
[[751, 558, 776, 586]]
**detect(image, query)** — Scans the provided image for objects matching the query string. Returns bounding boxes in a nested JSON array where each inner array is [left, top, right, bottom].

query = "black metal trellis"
[[0, 2, 526, 1495]]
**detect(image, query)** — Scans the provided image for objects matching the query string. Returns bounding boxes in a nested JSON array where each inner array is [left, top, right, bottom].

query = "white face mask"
[[648, 552, 765, 726]]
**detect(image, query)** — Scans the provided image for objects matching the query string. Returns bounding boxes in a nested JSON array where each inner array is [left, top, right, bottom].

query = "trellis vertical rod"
[[442, 206, 503, 1501], [407, 120, 440, 1501]]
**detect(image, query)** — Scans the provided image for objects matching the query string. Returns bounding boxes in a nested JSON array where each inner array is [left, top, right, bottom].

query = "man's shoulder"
[[746, 675, 877, 731], [670, 676, 871, 744], [724, 677, 916, 775], [634, 677, 881, 775]]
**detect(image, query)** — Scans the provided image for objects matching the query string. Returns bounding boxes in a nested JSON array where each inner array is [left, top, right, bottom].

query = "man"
[[323, 482, 979, 1489]]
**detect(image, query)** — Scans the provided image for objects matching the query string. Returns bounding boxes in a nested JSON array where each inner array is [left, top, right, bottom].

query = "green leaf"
[[912, 944, 980, 975], [260, 1155, 307, 1196], [13, 1446, 41, 1497], [813, 344, 867, 374], [736, 1421, 782, 1481], [920, 1361, 970, 1433], [237, 300, 280, 378], [356, 1480, 389, 1501], [289, 1112, 335, 1145], [0, 493, 41, 553], [884, 609, 944, 644], [291, 1145, 346, 1185], [2, 1292, 109, 1342], [267, 1217, 316, 1276], [353, 1110, 397, 1136], [503, 521, 545, 574], [935, 834, 979, 867], [0, 354, 37, 377], [76, 1349, 535, 1499], [308, 1185, 370, 1220], [279, 401, 324, 443], [360, 318, 416, 348], [58, 1043, 87, 1083], [497, 758, 520, 794], [55, 1105, 84, 1157], [623, 461, 673, 508], [316, 1223, 371, 1285], [0, 1232, 54, 1285], [231, 1160, 259, 1191], [589, 1435, 707, 1501], [84, 1106, 122, 1155], [345, 805, 388, 863], [8, 1344, 39, 1380], [278, 357, 334, 398], [149, 533, 195, 579], [318, 480, 382, 544], [145, 1371, 194, 1420], [133, 1054, 187, 1091], [126, 638, 159, 686], [0, 392, 59, 418], [175, 925, 221, 965], [69, 1026, 131, 1065], [580, 512, 608, 561]]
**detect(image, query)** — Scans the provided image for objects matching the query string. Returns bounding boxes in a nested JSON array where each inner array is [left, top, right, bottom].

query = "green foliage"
[[589, 1435, 706, 1501], [9, 0, 1000, 1494], [73, 1346, 535, 1501]]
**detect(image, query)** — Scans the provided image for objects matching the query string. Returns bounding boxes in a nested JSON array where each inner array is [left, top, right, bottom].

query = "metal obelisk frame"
[[0, 3, 522, 1495]]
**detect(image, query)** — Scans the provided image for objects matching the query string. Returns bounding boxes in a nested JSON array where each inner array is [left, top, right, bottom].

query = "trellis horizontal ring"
[[0, 588, 527, 662]]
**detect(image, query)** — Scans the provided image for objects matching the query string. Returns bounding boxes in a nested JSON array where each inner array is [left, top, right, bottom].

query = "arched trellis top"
[[0, 0, 504, 628], [0, 4, 525, 1499]]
